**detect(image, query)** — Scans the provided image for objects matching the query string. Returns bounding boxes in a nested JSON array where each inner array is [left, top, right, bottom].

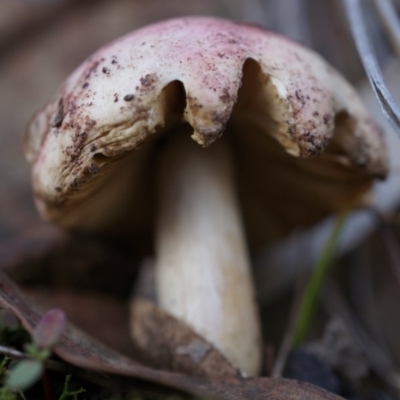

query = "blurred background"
[[2, 0, 400, 396]]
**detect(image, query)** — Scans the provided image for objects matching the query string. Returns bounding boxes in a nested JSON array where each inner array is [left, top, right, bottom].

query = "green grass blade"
[[293, 210, 348, 346]]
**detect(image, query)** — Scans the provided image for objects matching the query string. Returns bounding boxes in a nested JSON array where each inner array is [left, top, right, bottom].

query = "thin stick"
[[342, 0, 400, 133], [0, 345, 26, 359]]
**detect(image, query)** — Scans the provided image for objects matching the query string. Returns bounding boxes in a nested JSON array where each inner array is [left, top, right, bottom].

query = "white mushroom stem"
[[155, 133, 262, 376]]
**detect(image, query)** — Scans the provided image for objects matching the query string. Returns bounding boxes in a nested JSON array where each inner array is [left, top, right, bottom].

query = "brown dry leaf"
[[0, 271, 344, 399], [130, 298, 238, 377]]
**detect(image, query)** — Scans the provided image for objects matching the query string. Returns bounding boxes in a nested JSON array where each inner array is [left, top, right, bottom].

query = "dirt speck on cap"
[[140, 73, 157, 89], [123, 94, 135, 101]]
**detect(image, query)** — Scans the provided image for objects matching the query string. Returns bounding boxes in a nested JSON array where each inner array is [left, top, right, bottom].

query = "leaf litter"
[[0, 223, 345, 400]]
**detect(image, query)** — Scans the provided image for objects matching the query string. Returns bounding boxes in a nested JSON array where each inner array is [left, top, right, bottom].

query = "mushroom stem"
[[155, 132, 262, 376]]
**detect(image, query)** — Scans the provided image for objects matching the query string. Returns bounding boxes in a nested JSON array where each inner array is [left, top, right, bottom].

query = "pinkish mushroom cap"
[[25, 16, 387, 252]]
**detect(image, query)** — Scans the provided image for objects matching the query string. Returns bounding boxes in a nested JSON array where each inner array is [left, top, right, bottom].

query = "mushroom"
[[24, 17, 387, 377]]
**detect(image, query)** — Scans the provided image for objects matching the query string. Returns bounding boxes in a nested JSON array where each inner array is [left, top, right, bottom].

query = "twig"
[[0, 345, 26, 360], [342, 0, 400, 133]]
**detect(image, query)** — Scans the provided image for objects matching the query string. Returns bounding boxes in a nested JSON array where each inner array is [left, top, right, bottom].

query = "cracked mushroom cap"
[[25, 17, 387, 252]]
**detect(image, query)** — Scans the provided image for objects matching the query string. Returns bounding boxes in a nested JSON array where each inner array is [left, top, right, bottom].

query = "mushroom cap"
[[25, 17, 387, 252]]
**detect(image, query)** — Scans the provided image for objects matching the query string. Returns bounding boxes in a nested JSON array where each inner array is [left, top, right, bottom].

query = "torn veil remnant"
[[24, 17, 387, 377]]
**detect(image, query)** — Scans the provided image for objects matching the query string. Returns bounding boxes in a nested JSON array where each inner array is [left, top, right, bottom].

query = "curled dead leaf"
[[0, 272, 344, 400], [130, 298, 238, 377]]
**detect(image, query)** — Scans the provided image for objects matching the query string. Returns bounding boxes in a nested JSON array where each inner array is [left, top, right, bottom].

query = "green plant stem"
[[58, 375, 85, 400], [293, 210, 348, 346]]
